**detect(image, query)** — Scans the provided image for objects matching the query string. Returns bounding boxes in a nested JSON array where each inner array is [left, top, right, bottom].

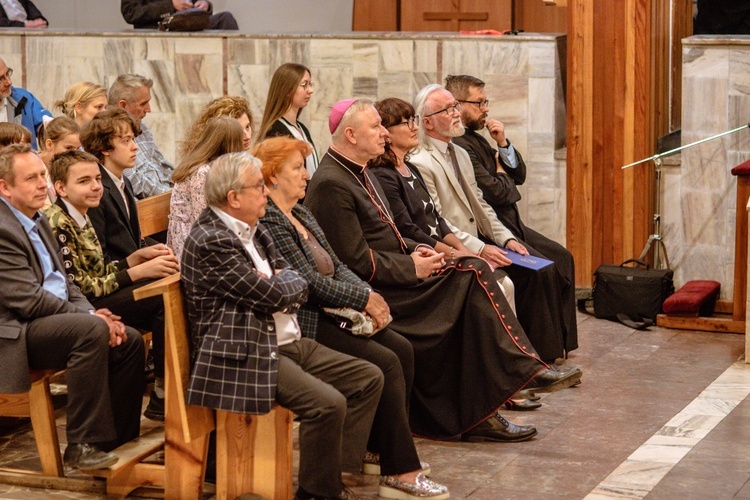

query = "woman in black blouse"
[[369, 98, 474, 260], [257, 63, 319, 176]]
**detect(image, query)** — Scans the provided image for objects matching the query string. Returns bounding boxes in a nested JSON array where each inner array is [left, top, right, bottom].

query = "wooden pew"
[[0, 370, 64, 478], [85, 274, 293, 499], [136, 191, 171, 240], [135, 190, 172, 361]]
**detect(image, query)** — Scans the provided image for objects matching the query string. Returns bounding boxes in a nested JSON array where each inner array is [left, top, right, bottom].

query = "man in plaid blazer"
[[181, 151, 383, 500]]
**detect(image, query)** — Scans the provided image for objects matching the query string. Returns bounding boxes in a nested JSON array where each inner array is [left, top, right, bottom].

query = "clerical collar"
[[329, 146, 367, 173]]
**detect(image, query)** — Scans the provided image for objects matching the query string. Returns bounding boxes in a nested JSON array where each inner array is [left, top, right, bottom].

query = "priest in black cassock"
[[305, 98, 581, 442]]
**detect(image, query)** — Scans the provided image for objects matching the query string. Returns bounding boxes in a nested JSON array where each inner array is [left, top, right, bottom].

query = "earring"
[[273, 184, 278, 189]]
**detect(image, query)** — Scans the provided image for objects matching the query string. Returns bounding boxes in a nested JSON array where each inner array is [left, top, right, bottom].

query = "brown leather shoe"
[[461, 413, 537, 443]]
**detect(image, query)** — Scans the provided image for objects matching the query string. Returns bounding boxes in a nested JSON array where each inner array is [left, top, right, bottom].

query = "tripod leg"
[[638, 236, 655, 262]]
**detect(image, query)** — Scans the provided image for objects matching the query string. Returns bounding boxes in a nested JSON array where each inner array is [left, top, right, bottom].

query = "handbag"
[[158, 8, 210, 32], [322, 307, 392, 337], [588, 259, 674, 327]]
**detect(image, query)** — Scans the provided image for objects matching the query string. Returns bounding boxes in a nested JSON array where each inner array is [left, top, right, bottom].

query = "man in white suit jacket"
[[409, 84, 576, 364]]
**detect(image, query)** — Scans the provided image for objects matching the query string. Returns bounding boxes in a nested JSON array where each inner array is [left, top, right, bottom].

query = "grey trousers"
[[276, 337, 383, 498], [25, 313, 144, 450]]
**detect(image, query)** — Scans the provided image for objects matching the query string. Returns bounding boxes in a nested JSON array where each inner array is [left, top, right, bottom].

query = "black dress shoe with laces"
[[461, 413, 537, 443], [523, 366, 582, 394], [63, 443, 118, 470]]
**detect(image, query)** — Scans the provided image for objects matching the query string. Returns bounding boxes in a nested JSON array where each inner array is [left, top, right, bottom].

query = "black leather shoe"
[[461, 413, 537, 442], [505, 398, 542, 411], [63, 443, 118, 470], [523, 366, 582, 394]]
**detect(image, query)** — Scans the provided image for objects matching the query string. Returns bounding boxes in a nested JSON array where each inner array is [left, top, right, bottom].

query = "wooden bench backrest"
[[133, 273, 214, 443], [136, 191, 171, 238]]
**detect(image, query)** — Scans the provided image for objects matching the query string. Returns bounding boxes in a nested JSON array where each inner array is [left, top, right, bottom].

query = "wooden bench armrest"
[[133, 273, 181, 301]]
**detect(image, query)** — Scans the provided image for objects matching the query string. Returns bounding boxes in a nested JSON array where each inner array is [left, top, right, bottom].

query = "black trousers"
[[93, 282, 165, 379], [209, 11, 238, 30], [25, 313, 144, 450], [314, 315, 421, 476]]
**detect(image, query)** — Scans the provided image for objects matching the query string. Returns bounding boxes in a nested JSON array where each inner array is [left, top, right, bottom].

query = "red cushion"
[[662, 280, 721, 314], [731, 159, 750, 176]]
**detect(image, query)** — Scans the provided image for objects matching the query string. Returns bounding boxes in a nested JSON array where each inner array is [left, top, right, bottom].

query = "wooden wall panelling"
[[514, 0, 568, 33], [671, 0, 693, 131], [567, 0, 595, 285], [400, 0, 512, 32], [567, 0, 666, 286], [352, 0, 398, 31]]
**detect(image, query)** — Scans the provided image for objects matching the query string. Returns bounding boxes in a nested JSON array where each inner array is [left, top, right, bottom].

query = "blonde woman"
[[54, 82, 108, 128], [179, 95, 253, 158], [37, 116, 81, 208]]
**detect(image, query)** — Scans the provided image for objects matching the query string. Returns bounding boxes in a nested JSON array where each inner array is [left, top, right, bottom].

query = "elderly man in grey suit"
[[180, 151, 383, 500], [0, 144, 144, 470]]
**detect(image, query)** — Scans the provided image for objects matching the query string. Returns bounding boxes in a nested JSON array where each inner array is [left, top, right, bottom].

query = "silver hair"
[[107, 74, 153, 106], [331, 99, 376, 142], [205, 151, 262, 208], [413, 83, 444, 150]]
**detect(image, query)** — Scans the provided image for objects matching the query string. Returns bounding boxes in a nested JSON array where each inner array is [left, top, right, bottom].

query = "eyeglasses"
[[239, 182, 266, 193], [424, 102, 461, 118], [299, 81, 314, 90], [458, 99, 490, 110], [0, 68, 13, 84], [388, 116, 420, 129]]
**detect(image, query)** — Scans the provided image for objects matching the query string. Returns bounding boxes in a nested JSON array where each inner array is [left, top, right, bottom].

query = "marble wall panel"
[[680, 189, 726, 248], [377, 72, 414, 102], [681, 77, 729, 135], [481, 42, 529, 76], [483, 74, 529, 127], [378, 41, 414, 73], [528, 77, 556, 134], [527, 132, 555, 164], [104, 39, 134, 84], [683, 47, 729, 80], [228, 39, 270, 66], [353, 42, 378, 79], [442, 41, 480, 78], [414, 40, 438, 73], [135, 60, 176, 113], [227, 63, 270, 122], [729, 47, 750, 96], [269, 39, 310, 71], [728, 95, 750, 153], [310, 39, 353, 68], [528, 41, 558, 78]]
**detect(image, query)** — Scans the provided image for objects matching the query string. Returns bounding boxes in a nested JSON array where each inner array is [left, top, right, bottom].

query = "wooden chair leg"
[[28, 376, 64, 477], [215, 407, 293, 500], [164, 425, 210, 500]]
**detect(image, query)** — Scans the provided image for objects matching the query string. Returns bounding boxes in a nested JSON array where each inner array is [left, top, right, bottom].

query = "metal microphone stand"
[[622, 123, 750, 269]]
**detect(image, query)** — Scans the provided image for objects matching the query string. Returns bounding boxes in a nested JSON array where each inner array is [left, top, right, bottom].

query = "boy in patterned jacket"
[[44, 149, 179, 421]]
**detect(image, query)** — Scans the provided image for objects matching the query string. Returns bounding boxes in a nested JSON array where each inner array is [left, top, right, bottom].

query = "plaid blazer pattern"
[[181, 208, 308, 414], [261, 201, 370, 339]]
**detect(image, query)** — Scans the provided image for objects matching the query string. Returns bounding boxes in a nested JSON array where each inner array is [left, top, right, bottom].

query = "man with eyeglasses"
[[0, 57, 51, 148], [446, 74, 578, 365], [410, 83, 579, 367]]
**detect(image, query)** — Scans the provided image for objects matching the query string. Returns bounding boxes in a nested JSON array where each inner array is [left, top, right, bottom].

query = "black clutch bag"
[[158, 8, 210, 32], [592, 259, 674, 323]]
